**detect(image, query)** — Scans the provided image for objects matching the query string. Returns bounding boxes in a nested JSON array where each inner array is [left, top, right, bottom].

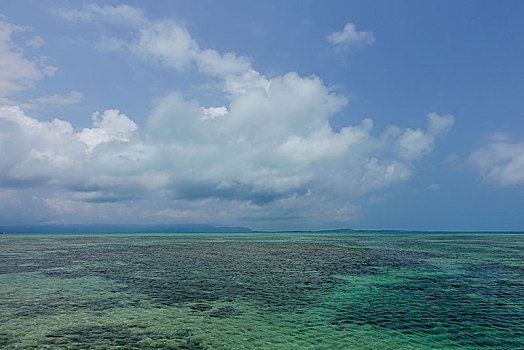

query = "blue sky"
[[0, 1, 523, 231]]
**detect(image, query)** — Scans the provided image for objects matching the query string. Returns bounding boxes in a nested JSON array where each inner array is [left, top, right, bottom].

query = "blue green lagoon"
[[0, 233, 522, 349]]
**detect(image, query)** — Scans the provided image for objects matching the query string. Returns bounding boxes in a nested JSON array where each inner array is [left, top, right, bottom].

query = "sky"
[[0, 0, 523, 231]]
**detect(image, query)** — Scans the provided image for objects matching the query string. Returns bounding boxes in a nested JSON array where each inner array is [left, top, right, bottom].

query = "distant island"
[[0, 225, 521, 234], [0, 224, 377, 234]]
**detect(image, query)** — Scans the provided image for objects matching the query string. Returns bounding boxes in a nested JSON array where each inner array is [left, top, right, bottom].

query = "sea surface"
[[0, 232, 522, 349]]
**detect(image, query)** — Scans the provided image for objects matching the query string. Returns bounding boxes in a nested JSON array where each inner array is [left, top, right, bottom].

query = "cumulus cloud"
[[77, 109, 138, 152], [0, 88, 452, 226], [132, 20, 198, 70], [395, 113, 455, 160], [0, 105, 84, 186], [0, 105, 144, 187], [327, 22, 375, 49], [427, 112, 455, 135], [0, 5, 455, 228], [470, 141, 524, 186], [201, 106, 228, 120]]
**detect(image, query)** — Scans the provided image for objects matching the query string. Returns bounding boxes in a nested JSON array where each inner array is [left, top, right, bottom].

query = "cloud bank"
[[0, 7, 455, 228]]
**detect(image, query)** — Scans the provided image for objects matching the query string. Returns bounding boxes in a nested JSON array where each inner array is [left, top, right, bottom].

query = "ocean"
[[1, 233, 522, 349]]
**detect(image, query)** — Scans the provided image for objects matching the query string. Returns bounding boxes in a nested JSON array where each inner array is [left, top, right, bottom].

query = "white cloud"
[[201, 106, 228, 120], [56, 4, 148, 27], [95, 36, 127, 52], [26, 35, 44, 48], [359, 158, 411, 193], [223, 69, 269, 95], [0, 17, 57, 97], [130, 16, 253, 87], [35, 90, 83, 106], [470, 141, 524, 186], [0, 105, 84, 184], [327, 22, 375, 48], [1, 90, 82, 111], [397, 128, 435, 160], [0, 105, 142, 190], [58, 4, 251, 79], [0, 82, 453, 227], [58, 4, 257, 90], [132, 20, 198, 70], [488, 132, 511, 142], [393, 113, 454, 160], [23, 91, 83, 109], [0, 6, 456, 228], [427, 112, 454, 135], [77, 109, 138, 152], [428, 183, 440, 190], [194, 49, 252, 77]]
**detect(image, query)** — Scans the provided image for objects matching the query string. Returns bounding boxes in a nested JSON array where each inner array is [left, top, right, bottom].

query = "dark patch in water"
[[42, 325, 206, 349], [0, 236, 431, 312], [190, 303, 212, 312], [173, 328, 194, 339], [0, 332, 15, 348], [209, 306, 239, 318], [329, 267, 524, 348], [176, 337, 207, 350], [3, 296, 128, 319], [1, 234, 522, 348]]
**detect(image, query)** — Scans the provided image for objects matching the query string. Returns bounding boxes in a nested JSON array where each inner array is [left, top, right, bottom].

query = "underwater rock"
[[190, 303, 212, 312]]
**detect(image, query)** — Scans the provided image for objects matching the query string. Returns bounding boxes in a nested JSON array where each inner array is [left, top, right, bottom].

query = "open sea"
[[0, 232, 522, 349]]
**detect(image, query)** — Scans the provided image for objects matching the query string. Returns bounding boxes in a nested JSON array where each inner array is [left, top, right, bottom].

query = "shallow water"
[[0, 233, 522, 349]]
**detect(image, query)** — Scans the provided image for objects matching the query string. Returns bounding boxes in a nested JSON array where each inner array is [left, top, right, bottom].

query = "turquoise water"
[[0, 233, 522, 349]]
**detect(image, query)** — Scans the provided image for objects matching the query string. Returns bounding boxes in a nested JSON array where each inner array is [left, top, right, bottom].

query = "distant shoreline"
[[0, 225, 522, 235]]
